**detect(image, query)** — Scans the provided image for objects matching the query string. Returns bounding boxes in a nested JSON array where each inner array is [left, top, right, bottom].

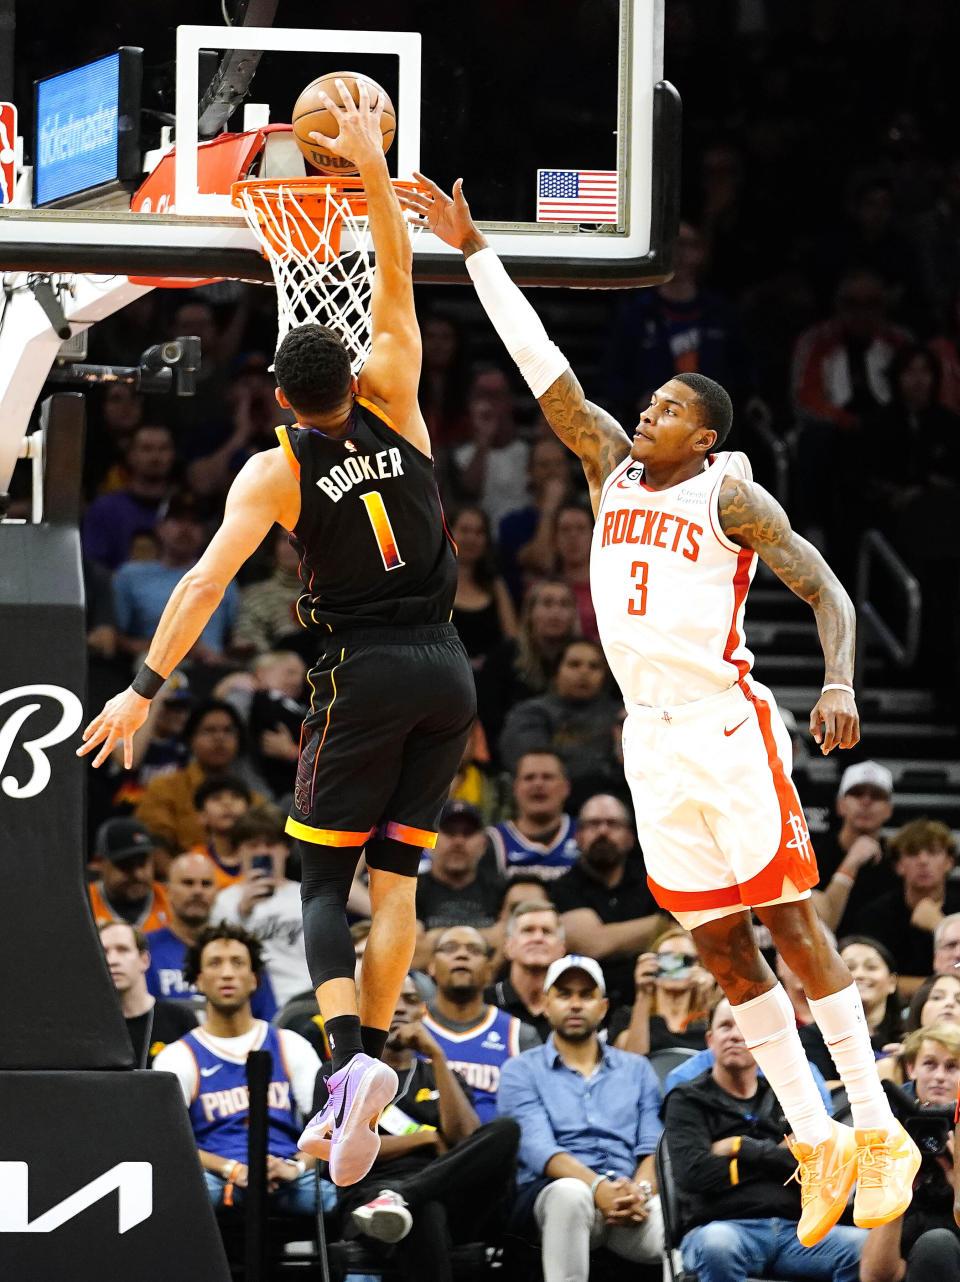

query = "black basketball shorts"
[[286, 623, 476, 852]]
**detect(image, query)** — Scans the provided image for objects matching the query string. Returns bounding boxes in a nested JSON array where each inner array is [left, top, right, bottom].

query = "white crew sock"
[[731, 983, 832, 1146], [807, 982, 895, 1132]]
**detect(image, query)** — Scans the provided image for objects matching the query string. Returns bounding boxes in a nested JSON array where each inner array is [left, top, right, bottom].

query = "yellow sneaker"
[[789, 1119, 859, 1247], [853, 1122, 922, 1228]]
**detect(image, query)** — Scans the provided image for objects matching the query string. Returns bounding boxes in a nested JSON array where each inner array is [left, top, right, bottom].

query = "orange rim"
[[231, 177, 426, 261]]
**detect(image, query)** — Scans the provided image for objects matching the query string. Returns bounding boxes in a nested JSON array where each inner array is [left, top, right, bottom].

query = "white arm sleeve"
[[465, 248, 570, 398]]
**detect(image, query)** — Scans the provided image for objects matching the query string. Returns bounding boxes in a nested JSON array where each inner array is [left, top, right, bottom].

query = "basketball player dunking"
[[404, 176, 920, 1245], [79, 84, 476, 1187]]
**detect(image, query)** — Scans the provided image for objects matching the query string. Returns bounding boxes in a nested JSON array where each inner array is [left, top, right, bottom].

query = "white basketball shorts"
[[621, 677, 818, 931]]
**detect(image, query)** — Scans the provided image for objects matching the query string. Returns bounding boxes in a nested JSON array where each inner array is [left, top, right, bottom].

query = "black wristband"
[[131, 664, 165, 700]]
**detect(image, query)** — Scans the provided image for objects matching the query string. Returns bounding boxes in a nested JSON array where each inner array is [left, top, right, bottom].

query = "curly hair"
[[274, 323, 352, 416], [183, 921, 265, 986], [673, 372, 734, 447]]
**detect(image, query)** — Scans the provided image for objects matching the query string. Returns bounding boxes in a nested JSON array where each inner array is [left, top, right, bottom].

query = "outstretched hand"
[[399, 173, 487, 254], [310, 78, 385, 170], [808, 689, 859, 755], [77, 687, 151, 770]]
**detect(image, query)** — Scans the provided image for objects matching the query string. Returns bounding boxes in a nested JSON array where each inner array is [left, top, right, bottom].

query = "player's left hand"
[[809, 688, 859, 755], [77, 687, 151, 769], [310, 78, 384, 169]]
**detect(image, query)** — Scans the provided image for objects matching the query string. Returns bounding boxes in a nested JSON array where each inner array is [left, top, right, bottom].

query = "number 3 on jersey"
[[360, 491, 406, 572], [629, 560, 648, 616]]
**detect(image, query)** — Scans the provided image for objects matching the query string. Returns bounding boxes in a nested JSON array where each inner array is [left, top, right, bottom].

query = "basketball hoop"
[[231, 176, 426, 373]]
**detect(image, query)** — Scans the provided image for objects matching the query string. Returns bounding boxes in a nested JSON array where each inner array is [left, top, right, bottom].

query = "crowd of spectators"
[[41, 4, 960, 1277]]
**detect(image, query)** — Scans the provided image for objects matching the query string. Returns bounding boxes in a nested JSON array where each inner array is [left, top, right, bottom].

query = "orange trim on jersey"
[[355, 395, 400, 435], [275, 425, 301, 480], [422, 1006, 498, 1041], [646, 876, 744, 912], [646, 686, 819, 913], [722, 549, 754, 682], [285, 817, 373, 846], [736, 682, 819, 903], [382, 821, 439, 849]]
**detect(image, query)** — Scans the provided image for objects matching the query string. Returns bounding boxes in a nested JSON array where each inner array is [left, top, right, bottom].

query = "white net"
[[232, 178, 425, 374]]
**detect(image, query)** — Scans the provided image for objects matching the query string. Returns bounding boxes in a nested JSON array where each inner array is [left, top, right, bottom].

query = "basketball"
[[292, 72, 396, 175]]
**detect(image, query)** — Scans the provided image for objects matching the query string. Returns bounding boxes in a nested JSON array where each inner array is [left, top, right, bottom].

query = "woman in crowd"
[[477, 578, 580, 754], [904, 971, 960, 1036], [134, 698, 266, 852], [610, 926, 717, 1056], [450, 506, 517, 670]]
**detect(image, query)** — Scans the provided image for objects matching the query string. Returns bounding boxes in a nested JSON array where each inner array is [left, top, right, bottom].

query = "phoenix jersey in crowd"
[[488, 815, 579, 881], [145, 925, 278, 1021], [161, 1022, 303, 1164], [422, 1003, 536, 1123], [275, 399, 457, 633], [590, 450, 756, 707]]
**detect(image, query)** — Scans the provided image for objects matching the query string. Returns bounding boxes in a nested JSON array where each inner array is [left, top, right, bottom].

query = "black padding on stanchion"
[[41, 392, 85, 526], [0, 1069, 230, 1280], [245, 1048, 271, 1282], [0, 521, 131, 1069]]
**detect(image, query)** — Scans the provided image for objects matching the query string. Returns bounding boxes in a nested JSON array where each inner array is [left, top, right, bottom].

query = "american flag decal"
[[536, 169, 619, 224]]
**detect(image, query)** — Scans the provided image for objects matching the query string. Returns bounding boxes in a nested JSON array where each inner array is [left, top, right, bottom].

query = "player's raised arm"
[[310, 79, 428, 453], [405, 175, 632, 511], [718, 474, 859, 756], [78, 450, 300, 769]]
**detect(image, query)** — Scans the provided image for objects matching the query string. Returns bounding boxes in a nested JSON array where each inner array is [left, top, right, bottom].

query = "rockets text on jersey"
[[590, 450, 757, 707]]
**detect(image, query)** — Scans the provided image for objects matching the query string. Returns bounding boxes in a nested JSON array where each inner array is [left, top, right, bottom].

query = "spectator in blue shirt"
[[112, 493, 238, 665], [497, 953, 665, 1282], [146, 851, 277, 1021]]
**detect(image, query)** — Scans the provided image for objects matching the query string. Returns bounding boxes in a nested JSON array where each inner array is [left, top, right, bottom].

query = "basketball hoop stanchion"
[[231, 176, 427, 371]]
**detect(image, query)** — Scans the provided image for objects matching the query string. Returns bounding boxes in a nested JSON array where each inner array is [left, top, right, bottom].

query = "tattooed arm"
[[400, 174, 632, 511], [537, 369, 633, 514], [718, 475, 859, 755]]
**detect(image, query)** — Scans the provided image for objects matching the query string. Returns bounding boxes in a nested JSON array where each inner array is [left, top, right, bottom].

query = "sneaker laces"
[[856, 1132, 891, 1190], [786, 1138, 856, 1207]]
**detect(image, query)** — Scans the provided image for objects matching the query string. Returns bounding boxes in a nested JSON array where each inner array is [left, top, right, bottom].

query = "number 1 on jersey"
[[629, 560, 648, 615], [359, 491, 406, 572]]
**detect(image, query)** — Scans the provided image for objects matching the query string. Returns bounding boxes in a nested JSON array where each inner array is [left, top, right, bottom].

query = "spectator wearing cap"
[[497, 955, 665, 1281], [134, 699, 266, 853], [484, 899, 565, 1042], [413, 801, 504, 970], [100, 920, 197, 1066], [88, 818, 172, 933], [190, 774, 252, 888], [550, 793, 666, 1010], [853, 819, 960, 989], [810, 761, 899, 937], [112, 493, 239, 667]]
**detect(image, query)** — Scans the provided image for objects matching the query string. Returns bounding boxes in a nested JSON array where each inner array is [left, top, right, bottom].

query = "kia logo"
[[0, 685, 83, 799]]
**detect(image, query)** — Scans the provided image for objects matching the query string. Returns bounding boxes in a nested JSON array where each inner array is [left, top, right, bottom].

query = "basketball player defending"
[[404, 175, 920, 1245], [78, 85, 476, 1187]]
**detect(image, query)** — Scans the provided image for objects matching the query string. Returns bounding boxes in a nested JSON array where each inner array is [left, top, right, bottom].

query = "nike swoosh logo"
[[724, 717, 749, 737], [333, 1089, 348, 1130], [200, 1066, 221, 1077]]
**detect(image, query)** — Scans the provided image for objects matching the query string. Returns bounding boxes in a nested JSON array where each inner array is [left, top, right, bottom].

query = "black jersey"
[[277, 398, 457, 632]]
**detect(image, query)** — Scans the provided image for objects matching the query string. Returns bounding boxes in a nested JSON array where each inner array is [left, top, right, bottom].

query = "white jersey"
[[590, 450, 756, 707]]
